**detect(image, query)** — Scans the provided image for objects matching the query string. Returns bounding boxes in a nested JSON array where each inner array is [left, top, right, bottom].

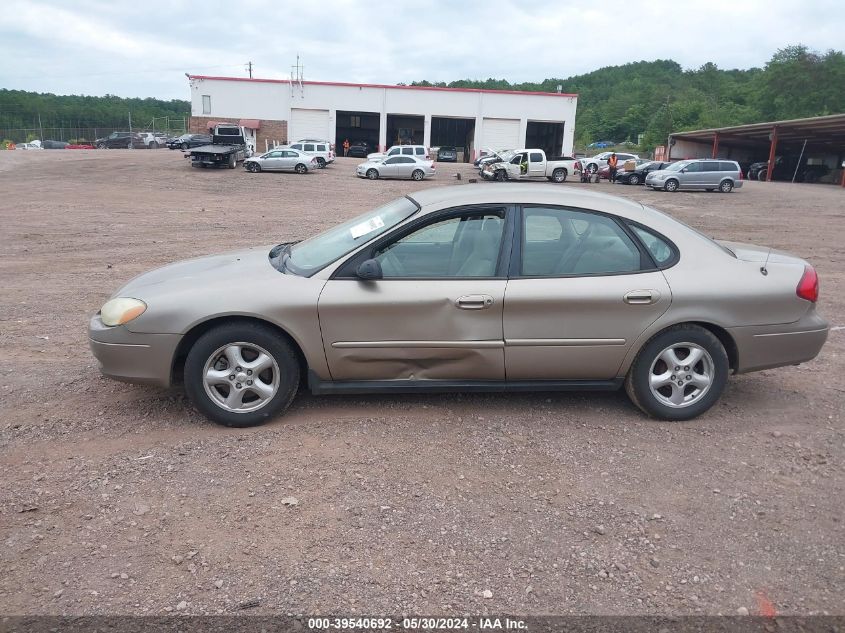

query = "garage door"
[[481, 118, 521, 151], [289, 108, 330, 142]]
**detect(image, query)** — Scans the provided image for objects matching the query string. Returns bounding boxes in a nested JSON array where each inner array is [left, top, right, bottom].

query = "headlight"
[[100, 298, 147, 326]]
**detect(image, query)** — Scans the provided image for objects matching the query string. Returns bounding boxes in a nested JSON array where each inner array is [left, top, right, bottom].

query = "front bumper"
[[89, 315, 182, 387], [728, 310, 829, 373]]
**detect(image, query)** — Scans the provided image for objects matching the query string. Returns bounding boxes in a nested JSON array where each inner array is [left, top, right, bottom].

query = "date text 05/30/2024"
[[307, 617, 528, 630]]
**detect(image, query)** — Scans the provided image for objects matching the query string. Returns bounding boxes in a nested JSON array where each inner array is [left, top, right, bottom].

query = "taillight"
[[430, 162, 436, 169], [796, 265, 819, 302], [739, 169, 744, 180]]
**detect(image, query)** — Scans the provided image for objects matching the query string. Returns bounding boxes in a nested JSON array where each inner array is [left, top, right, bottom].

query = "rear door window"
[[304, 144, 315, 152], [702, 161, 720, 172], [415, 147, 425, 155], [402, 147, 414, 155]]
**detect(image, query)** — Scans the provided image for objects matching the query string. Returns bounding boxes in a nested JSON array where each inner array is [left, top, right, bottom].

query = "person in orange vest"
[[342, 138, 350, 157], [607, 153, 619, 183]]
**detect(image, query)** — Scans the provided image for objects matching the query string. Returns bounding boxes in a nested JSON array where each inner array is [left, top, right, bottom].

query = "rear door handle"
[[456, 294, 494, 310], [624, 290, 660, 305]]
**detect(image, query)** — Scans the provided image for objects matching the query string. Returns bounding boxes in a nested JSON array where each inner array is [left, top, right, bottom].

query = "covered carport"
[[668, 114, 845, 185]]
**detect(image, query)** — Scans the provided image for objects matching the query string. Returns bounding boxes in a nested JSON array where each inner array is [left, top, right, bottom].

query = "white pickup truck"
[[480, 149, 581, 183]]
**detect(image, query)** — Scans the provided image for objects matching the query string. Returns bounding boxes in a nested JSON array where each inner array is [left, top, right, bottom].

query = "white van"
[[367, 145, 430, 161], [286, 141, 335, 168]]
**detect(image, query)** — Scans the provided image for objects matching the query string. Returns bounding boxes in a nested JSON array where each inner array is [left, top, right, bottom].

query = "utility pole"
[[37, 112, 44, 142], [128, 111, 133, 149], [246, 61, 253, 78]]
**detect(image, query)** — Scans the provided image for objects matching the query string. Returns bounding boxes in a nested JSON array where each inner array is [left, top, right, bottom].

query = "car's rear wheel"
[[411, 169, 424, 181], [247, 162, 261, 173], [625, 324, 728, 421], [366, 168, 379, 180], [295, 163, 307, 174], [719, 179, 733, 193], [757, 169, 768, 182], [316, 157, 326, 169], [628, 174, 640, 185], [664, 178, 679, 192], [552, 168, 567, 183], [184, 322, 300, 427]]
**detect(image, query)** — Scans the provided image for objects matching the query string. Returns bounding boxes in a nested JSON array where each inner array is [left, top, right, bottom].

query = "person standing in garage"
[[343, 139, 350, 157], [608, 153, 619, 183]]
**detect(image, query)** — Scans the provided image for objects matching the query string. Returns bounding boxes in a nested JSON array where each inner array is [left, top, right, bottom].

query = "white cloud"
[[1, 0, 843, 99]]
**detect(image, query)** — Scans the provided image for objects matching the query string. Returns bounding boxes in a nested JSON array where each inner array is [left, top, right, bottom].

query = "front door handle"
[[624, 290, 660, 305], [456, 294, 494, 310]]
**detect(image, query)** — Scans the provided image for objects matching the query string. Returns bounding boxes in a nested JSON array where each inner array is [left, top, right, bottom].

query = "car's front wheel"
[[664, 178, 679, 192], [184, 322, 300, 427], [625, 324, 728, 421], [246, 162, 261, 173], [366, 168, 379, 180], [628, 174, 640, 185], [181, 142, 189, 151]]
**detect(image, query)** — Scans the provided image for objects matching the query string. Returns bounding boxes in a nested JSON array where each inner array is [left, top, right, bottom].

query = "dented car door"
[[317, 208, 511, 381]]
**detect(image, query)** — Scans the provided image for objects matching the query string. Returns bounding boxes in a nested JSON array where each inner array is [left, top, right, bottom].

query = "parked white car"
[[15, 140, 43, 150], [367, 145, 430, 161], [356, 155, 436, 180], [137, 133, 165, 149], [582, 151, 640, 173], [286, 141, 335, 168]]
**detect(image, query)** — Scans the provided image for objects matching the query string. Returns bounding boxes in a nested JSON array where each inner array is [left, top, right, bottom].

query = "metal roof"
[[670, 113, 845, 150]]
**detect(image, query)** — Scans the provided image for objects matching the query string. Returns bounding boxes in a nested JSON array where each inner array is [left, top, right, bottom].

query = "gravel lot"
[[1, 150, 843, 616]]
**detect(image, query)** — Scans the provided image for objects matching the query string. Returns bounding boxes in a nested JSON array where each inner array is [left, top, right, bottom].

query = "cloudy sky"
[[3, 0, 844, 100]]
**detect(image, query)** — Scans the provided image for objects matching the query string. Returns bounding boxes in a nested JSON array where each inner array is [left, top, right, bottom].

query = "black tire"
[[495, 170, 507, 182], [126, 141, 133, 149], [96, 142, 106, 150], [552, 168, 567, 183], [181, 142, 189, 151], [757, 169, 768, 182], [366, 168, 379, 180], [628, 174, 640, 185], [246, 162, 261, 173], [587, 163, 598, 174], [184, 322, 300, 427], [719, 179, 733, 193], [228, 153, 237, 169], [664, 178, 679, 192], [411, 169, 424, 181], [295, 163, 307, 174], [625, 324, 729, 421], [316, 157, 326, 169]]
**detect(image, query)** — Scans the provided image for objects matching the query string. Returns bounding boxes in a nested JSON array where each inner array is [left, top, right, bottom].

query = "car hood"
[[114, 246, 276, 298]]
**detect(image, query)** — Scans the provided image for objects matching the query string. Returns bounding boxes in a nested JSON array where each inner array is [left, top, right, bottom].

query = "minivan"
[[367, 145, 430, 161], [645, 159, 743, 193]]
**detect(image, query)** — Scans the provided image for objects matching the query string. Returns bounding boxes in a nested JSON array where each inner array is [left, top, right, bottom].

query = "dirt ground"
[[0, 150, 843, 617]]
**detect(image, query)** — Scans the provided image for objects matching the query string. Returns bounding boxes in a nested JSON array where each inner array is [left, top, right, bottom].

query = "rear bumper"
[[88, 315, 181, 387], [729, 310, 829, 373]]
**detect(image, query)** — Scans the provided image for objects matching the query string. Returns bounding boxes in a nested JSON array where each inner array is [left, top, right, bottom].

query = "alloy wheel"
[[202, 342, 281, 413], [648, 342, 714, 408]]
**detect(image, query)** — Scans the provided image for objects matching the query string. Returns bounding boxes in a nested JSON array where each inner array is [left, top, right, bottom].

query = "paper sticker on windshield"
[[350, 216, 385, 239]]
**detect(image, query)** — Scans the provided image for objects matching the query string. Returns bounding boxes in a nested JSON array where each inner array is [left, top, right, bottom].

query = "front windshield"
[[286, 196, 419, 275], [664, 161, 689, 172], [498, 150, 515, 161]]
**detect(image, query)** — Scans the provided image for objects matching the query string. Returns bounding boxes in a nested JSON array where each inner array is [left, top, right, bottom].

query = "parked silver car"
[[89, 184, 827, 428], [646, 159, 744, 193], [356, 156, 436, 180], [244, 149, 318, 174]]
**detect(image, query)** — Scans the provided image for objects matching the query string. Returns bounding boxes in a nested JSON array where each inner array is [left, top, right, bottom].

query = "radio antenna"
[[760, 248, 771, 276]]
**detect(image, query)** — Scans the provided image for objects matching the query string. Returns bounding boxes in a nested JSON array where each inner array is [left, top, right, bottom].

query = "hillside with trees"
[[410, 45, 845, 150], [0, 90, 190, 142]]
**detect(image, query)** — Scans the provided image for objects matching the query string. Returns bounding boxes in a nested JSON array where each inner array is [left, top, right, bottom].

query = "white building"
[[187, 75, 578, 161]]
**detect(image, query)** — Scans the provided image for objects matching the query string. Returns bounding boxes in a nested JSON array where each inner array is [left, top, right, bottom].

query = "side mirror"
[[356, 258, 383, 280], [680, 168, 687, 173]]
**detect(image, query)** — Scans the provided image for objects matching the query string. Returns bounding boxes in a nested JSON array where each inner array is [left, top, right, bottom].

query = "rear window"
[[415, 147, 425, 155], [529, 152, 543, 162], [629, 224, 676, 266], [316, 144, 326, 151], [720, 161, 738, 171]]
